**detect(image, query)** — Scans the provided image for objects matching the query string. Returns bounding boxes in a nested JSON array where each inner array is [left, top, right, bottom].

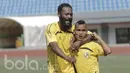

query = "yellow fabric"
[[75, 41, 104, 73], [45, 22, 75, 73], [87, 30, 92, 34]]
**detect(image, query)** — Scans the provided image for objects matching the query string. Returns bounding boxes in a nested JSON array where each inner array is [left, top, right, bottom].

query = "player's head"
[[74, 20, 88, 41], [57, 3, 73, 31]]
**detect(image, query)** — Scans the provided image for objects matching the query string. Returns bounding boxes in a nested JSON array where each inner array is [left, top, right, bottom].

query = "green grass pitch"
[[0, 55, 129, 73]]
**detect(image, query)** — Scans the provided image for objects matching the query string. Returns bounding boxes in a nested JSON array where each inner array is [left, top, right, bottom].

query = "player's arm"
[[70, 31, 93, 51], [49, 42, 75, 63], [93, 32, 111, 56], [79, 34, 92, 45], [77, 31, 93, 45], [45, 25, 75, 63]]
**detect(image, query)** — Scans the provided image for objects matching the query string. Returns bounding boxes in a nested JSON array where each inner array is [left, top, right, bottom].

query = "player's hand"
[[86, 34, 93, 42], [70, 41, 81, 51], [65, 56, 76, 63], [53, 71, 57, 73], [70, 34, 94, 51]]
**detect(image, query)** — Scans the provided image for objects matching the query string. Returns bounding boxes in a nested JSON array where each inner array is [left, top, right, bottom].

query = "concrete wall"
[[108, 22, 130, 46], [87, 22, 130, 46]]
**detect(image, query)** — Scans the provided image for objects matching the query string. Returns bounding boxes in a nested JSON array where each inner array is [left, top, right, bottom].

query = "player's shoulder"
[[90, 41, 99, 45], [47, 22, 58, 28], [46, 22, 58, 31], [87, 31, 92, 34], [90, 41, 101, 48], [71, 24, 75, 31], [82, 41, 99, 47]]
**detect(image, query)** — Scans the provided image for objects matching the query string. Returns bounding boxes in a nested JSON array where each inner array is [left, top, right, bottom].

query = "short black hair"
[[75, 20, 87, 28], [76, 20, 86, 24], [58, 3, 72, 13]]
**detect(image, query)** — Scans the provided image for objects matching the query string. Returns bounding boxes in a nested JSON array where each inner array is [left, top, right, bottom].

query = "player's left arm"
[[93, 32, 111, 56]]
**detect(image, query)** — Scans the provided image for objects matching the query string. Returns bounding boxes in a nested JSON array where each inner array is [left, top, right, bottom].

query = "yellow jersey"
[[45, 22, 75, 73], [75, 41, 104, 73]]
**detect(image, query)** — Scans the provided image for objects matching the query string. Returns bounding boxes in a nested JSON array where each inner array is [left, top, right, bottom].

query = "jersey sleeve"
[[44, 24, 57, 46], [94, 43, 104, 56]]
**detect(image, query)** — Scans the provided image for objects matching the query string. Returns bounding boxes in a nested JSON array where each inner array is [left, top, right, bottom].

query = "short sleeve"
[[94, 43, 104, 56], [44, 24, 57, 46]]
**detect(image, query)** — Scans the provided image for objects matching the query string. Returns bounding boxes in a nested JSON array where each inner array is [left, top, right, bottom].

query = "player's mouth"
[[65, 20, 71, 25], [78, 35, 84, 40]]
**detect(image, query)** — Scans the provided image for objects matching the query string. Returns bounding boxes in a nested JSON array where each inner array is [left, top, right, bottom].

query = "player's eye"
[[76, 29, 80, 31], [82, 29, 86, 31]]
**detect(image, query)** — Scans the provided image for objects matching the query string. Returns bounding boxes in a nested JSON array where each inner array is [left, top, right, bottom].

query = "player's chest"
[[56, 32, 73, 41], [78, 45, 96, 58]]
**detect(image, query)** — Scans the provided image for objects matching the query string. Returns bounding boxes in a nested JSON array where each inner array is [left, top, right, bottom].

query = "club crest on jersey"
[[84, 52, 89, 58]]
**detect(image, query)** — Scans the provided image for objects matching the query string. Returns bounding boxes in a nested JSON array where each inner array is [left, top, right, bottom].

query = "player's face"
[[59, 7, 73, 27], [75, 24, 88, 41]]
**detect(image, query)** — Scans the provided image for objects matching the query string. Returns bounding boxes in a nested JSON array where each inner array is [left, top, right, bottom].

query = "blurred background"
[[0, 0, 129, 73]]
